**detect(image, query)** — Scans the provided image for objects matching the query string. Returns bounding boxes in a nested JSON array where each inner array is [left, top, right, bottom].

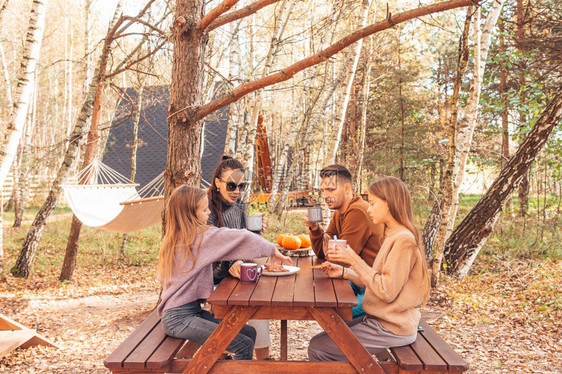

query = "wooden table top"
[[207, 256, 358, 315]]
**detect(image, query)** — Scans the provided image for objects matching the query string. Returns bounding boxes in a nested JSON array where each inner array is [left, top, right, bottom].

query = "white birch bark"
[[0, 0, 48, 188], [447, 0, 505, 234], [330, 0, 372, 164], [241, 0, 295, 185]]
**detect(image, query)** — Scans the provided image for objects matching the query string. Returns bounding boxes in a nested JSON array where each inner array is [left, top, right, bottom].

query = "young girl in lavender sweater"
[[157, 185, 290, 360]]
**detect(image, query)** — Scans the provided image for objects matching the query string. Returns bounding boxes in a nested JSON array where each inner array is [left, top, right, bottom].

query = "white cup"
[[247, 215, 263, 231]]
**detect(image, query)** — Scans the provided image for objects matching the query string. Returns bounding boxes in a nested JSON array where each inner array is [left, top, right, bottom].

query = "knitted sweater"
[[208, 200, 253, 284], [347, 226, 425, 336], [157, 226, 275, 316], [309, 195, 384, 266]]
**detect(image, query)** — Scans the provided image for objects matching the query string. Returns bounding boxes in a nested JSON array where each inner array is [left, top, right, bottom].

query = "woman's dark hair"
[[208, 155, 245, 227]]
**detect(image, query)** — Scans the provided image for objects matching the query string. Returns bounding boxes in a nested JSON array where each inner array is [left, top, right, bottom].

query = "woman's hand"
[[327, 244, 360, 267], [321, 262, 344, 278], [272, 248, 293, 265], [228, 260, 243, 278], [261, 213, 269, 232]]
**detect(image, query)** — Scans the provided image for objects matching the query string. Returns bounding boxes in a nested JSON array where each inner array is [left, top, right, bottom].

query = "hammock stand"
[[62, 159, 164, 233]]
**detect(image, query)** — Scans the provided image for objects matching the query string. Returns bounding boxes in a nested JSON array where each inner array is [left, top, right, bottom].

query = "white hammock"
[[62, 159, 164, 233]]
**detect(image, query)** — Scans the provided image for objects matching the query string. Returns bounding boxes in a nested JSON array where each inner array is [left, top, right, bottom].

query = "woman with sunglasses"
[[207, 155, 272, 360]]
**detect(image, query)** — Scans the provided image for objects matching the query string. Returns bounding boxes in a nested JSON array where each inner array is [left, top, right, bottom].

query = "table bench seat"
[[104, 312, 468, 374]]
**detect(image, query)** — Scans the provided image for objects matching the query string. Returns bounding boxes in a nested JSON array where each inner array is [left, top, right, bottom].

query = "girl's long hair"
[[368, 177, 430, 304], [208, 155, 245, 227], [158, 185, 208, 287]]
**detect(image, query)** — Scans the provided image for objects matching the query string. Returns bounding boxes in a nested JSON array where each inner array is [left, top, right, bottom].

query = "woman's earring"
[[216, 187, 220, 191]]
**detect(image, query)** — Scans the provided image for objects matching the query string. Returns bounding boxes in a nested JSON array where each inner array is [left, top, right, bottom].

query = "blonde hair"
[[368, 177, 430, 304], [158, 185, 209, 287]]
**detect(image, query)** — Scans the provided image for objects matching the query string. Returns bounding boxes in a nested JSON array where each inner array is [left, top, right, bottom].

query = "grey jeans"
[[308, 316, 417, 361], [161, 300, 256, 360]]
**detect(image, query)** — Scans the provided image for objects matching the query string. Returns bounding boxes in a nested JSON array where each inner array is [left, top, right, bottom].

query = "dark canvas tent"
[[102, 85, 229, 188]]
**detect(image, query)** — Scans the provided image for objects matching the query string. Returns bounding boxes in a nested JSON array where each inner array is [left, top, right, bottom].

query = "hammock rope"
[[62, 159, 164, 233]]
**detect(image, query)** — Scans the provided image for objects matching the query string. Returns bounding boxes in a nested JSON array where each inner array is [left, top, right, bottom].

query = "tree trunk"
[[165, 0, 207, 197], [448, 0, 505, 234], [12, 69, 99, 278], [119, 85, 144, 259], [516, 0, 528, 217], [0, 0, 47, 188], [59, 2, 124, 282], [430, 7, 472, 287], [444, 90, 562, 277], [330, 0, 372, 164], [240, 0, 295, 193], [499, 16, 511, 213]]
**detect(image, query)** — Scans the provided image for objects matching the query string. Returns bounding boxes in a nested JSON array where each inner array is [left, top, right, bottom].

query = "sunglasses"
[[219, 179, 247, 192]]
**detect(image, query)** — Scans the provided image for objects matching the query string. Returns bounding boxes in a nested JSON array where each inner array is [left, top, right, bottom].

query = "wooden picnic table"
[[181, 256, 385, 374]]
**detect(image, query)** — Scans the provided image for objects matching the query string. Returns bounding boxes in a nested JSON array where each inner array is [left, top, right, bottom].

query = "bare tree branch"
[[199, 0, 240, 31], [106, 40, 166, 78], [116, 16, 166, 37], [195, 0, 478, 120], [208, 0, 281, 31]]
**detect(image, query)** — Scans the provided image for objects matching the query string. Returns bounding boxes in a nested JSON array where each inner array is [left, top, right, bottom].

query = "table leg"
[[309, 307, 384, 374], [280, 320, 287, 361], [182, 305, 258, 374]]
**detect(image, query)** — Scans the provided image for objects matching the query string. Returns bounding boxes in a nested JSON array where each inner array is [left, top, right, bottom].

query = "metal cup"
[[308, 207, 323, 223], [247, 215, 263, 231]]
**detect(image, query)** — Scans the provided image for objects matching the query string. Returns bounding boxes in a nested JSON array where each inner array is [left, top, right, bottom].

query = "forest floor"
[[1, 254, 560, 373]]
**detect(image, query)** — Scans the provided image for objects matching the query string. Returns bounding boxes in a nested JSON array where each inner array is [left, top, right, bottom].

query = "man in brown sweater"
[[303, 164, 384, 317]]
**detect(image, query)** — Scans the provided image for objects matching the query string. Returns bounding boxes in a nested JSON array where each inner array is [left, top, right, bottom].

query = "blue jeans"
[[351, 282, 366, 319], [161, 300, 256, 360]]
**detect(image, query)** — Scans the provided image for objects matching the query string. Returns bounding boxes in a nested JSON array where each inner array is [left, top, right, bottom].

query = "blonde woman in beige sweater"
[[308, 177, 430, 361]]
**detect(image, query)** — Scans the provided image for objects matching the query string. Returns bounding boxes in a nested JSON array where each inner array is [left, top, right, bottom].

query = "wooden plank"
[[249, 273, 277, 306], [293, 257, 315, 307], [212, 305, 311, 320], [227, 280, 258, 306], [0, 314, 26, 330], [332, 278, 358, 309], [104, 310, 161, 369], [313, 263, 338, 307], [207, 277, 239, 306], [146, 335, 185, 369], [419, 320, 469, 372], [175, 340, 202, 359], [0, 330, 36, 358], [123, 318, 171, 370], [280, 320, 287, 361], [390, 345, 423, 371], [270, 266, 297, 307], [170, 359, 400, 373], [409, 326, 448, 372], [309, 308, 384, 374]]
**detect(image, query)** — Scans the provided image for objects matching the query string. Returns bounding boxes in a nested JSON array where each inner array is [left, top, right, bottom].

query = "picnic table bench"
[[105, 257, 468, 374]]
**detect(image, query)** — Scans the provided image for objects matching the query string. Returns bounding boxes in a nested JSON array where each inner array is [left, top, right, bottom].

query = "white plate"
[[261, 265, 300, 277]]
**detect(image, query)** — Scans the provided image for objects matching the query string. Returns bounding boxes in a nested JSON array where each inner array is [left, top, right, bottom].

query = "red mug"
[[240, 263, 262, 283]]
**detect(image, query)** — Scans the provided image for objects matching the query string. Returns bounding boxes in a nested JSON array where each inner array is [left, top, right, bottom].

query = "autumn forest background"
[[0, 0, 560, 373]]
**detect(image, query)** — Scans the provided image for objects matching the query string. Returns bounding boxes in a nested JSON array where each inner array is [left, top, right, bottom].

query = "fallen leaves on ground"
[[1, 256, 560, 373]]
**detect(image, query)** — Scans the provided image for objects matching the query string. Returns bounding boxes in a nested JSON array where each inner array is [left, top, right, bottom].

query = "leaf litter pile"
[[1, 256, 560, 373]]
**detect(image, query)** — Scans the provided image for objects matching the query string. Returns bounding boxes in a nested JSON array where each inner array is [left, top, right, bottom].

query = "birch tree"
[[444, 90, 562, 277], [165, 0, 477, 204], [330, 0, 372, 164], [0, 0, 47, 192], [428, 0, 505, 285], [0, 0, 47, 275], [12, 0, 167, 278]]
